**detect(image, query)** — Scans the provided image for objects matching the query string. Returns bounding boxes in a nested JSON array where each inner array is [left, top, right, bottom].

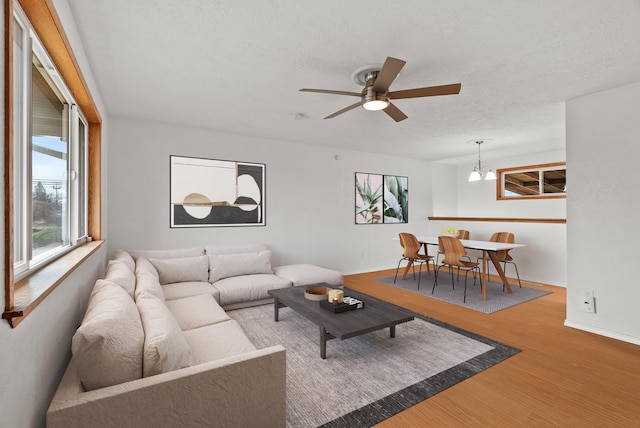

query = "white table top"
[[416, 236, 525, 251]]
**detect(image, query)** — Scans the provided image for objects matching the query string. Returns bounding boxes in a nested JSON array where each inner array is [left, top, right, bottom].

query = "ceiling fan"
[[299, 56, 461, 122]]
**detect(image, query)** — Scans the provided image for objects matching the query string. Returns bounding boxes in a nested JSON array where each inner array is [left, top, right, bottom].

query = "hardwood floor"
[[344, 269, 640, 427]]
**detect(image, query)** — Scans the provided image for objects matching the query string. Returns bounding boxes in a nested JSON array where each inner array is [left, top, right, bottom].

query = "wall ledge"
[[428, 216, 566, 224]]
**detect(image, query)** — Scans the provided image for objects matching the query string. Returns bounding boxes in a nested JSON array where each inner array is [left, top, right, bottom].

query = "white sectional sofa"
[[46, 244, 342, 428]]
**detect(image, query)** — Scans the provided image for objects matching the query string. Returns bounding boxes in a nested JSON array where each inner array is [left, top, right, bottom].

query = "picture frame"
[[355, 172, 408, 224], [170, 155, 266, 227]]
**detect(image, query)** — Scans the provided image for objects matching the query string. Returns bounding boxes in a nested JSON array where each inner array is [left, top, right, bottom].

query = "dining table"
[[404, 236, 525, 301]]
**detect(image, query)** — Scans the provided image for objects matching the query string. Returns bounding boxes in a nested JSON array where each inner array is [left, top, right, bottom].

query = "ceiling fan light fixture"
[[363, 99, 389, 111]]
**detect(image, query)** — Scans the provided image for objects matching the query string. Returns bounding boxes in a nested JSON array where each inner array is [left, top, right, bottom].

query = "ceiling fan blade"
[[383, 103, 408, 122], [389, 83, 462, 100], [299, 88, 362, 97], [324, 101, 363, 119], [371, 57, 406, 93]]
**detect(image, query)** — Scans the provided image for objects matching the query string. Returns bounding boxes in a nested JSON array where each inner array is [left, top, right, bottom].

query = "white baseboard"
[[564, 320, 640, 346]]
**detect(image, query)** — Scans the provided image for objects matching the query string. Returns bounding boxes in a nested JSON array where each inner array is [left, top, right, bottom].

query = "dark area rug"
[[375, 269, 551, 314], [229, 302, 519, 427]]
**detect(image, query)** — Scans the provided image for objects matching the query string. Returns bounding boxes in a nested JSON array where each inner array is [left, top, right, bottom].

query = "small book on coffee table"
[[319, 296, 364, 313]]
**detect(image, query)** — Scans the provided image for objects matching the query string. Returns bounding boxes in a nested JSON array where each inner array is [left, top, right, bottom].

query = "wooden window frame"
[[3, 0, 102, 327], [496, 162, 566, 201]]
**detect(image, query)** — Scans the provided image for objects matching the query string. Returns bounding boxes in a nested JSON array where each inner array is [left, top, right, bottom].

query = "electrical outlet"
[[581, 290, 596, 313]]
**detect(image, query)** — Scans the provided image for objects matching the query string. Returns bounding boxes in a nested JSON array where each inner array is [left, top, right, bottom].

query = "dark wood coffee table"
[[268, 285, 415, 359]]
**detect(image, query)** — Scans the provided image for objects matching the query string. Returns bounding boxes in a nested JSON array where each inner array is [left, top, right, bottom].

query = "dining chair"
[[432, 235, 479, 302], [435, 229, 470, 265], [394, 233, 435, 290], [477, 232, 522, 289]]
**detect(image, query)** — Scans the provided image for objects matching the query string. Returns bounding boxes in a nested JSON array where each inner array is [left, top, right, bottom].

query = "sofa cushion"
[[209, 250, 273, 283], [104, 260, 136, 298], [136, 292, 192, 377], [164, 294, 231, 331], [148, 255, 209, 285], [273, 264, 343, 287], [135, 258, 164, 301], [213, 273, 292, 306], [71, 281, 144, 391], [162, 281, 219, 302], [113, 249, 135, 271], [182, 320, 257, 364], [129, 246, 204, 260], [205, 243, 268, 256]]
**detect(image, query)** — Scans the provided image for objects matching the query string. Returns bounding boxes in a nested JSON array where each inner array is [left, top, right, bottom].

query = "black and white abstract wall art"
[[170, 155, 265, 227]]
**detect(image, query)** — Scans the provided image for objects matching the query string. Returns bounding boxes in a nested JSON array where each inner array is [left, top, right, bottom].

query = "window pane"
[[31, 59, 69, 259], [542, 169, 566, 194], [503, 171, 540, 196]]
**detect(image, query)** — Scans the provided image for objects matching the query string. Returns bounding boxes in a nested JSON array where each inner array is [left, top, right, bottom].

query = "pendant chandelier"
[[468, 140, 496, 181]]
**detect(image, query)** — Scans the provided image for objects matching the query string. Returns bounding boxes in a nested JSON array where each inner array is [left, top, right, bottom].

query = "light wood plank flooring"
[[343, 269, 640, 427]]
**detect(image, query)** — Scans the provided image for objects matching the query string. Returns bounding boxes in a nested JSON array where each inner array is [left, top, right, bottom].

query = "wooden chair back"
[[438, 236, 469, 267], [489, 232, 515, 261], [457, 229, 470, 240], [399, 233, 422, 259]]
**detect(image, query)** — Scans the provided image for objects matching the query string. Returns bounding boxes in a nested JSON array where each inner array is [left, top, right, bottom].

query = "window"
[[4, 0, 102, 327], [11, 4, 89, 280], [497, 162, 566, 200]]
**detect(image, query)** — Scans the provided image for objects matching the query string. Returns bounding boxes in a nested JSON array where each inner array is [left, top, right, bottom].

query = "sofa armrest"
[[47, 346, 286, 428]]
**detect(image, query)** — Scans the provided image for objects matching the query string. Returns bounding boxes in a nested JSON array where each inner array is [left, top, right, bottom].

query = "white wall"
[[430, 163, 457, 215], [428, 150, 567, 286], [0, 1, 109, 426], [107, 117, 433, 274], [565, 81, 640, 345]]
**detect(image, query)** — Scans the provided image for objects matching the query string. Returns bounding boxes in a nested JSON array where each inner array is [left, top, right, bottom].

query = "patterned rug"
[[229, 302, 519, 427], [375, 269, 550, 314]]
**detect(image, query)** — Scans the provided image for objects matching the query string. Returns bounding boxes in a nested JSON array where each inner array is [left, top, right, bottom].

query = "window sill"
[[3, 240, 104, 328]]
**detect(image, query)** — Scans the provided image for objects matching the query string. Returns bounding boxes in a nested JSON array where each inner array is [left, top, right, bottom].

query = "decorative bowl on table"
[[442, 228, 459, 237], [304, 285, 327, 301]]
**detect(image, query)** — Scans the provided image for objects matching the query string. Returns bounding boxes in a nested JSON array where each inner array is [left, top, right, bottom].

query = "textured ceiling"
[[66, 0, 640, 163]]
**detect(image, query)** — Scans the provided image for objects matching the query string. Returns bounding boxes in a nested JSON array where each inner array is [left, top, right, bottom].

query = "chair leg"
[[463, 272, 468, 303], [393, 258, 405, 284], [432, 265, 443, 294], [417, 262, 423, 290], [503, 261, 522, 288]]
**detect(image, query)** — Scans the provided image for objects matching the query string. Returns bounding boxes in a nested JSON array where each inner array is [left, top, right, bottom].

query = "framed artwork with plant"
[[355, 172, 408, 224]]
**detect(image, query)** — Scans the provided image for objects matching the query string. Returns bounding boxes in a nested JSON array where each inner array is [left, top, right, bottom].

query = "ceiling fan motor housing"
[[361, 71, 390, 110], [362, 86, 389, 110]]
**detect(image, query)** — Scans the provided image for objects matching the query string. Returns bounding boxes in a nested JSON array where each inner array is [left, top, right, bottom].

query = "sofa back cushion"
[[105, 259, 136, 298], [208, 250, 273, 283], [71, 280, 144, 391], [113, 249, 135, 271], [205, 243, 268, 256], [129, 246, 204, 260], [136, 292, 192, 377], [134, 257, 164, 301], [148, 255, 209, 285]]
